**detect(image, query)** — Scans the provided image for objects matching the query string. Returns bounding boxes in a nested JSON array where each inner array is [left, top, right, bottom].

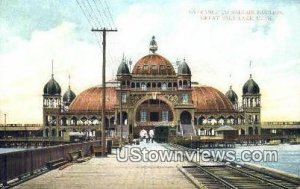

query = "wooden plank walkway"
[[13, 141, 196, 189]]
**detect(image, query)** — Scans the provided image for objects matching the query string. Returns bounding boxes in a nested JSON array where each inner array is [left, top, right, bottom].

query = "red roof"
[[69, 85, 235, 114], [192, 86, 235, 113], [69, 86, 117, 112], [132, 54, 176, 75]]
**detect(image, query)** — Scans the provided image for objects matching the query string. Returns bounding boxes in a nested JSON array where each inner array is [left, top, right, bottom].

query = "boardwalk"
[[13, 141, 196, 189]]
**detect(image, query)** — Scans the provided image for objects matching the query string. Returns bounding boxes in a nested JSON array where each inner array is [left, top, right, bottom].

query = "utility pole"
[[91, 27, 117, 157]]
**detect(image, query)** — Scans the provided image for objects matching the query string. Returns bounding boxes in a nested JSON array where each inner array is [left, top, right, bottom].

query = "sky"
[[0, 0, 300, 123]]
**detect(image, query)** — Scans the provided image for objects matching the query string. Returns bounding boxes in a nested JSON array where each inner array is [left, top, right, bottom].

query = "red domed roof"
[[69, 86, 117, 112], [132, 54, 175, 75], [192, 86, 235, 113]]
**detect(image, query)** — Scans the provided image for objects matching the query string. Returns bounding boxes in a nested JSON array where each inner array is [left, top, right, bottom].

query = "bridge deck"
[[12, 141, 196, 189]]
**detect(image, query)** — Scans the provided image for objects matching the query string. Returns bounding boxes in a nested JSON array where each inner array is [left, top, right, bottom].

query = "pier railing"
[[0, 140, 101, 186]]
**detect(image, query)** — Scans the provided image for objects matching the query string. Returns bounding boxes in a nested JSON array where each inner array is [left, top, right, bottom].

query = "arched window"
[[141, 82, 147, 90], [248, 127, 253, 135], [162, 83, 167, 90]]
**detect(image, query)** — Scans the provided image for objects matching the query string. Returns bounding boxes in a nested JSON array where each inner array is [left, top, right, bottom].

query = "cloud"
[[0, 22, 101, 123]]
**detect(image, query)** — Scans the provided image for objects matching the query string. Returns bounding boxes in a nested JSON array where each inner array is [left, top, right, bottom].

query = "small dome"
[[132, 54, 175, 75], [43, 77, 61, 95], [178, 59, 191, 75], [63, 87, 76, 106], [243, 74, 260, 95], [226, 86, 238, 104], [117, 58, 130, 75]]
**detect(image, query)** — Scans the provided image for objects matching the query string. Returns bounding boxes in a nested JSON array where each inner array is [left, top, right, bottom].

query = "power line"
[[76, 0, 119, 79], [92, 0, 105, 26], [104, 0, 116, 28], [86, 0, 103, 27]]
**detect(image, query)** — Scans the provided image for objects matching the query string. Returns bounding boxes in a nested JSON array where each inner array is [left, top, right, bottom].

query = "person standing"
[[149, 129, 154, 143]]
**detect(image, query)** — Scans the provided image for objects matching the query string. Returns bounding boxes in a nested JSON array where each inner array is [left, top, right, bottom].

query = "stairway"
[[181, 124, 196, 136]]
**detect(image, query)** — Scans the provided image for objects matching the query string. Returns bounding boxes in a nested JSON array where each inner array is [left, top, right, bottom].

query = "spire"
[[249, 60, 252, 78], [229, 73, 232, 88], [51, 59, 54, 78], [122, 52, 125, 63], [68, 74, 71, 89], [149, 36, 158, 53]]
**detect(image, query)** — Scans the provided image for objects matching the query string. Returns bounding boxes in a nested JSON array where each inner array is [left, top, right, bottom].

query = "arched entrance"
[[180, 111, 191, 124], [135, 99, 174, 123], [134, 98, 174, 138], [239, 128, 245, 135], [248, 127, 253, 135]]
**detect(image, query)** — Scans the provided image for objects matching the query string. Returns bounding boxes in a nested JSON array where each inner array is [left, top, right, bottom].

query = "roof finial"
[[121, 53, 127, 64], [149, 36, 158, 54], [249, 60, 252, 78], [51, 59, 54, 78], [229, 73, 232, 89], [68, 74, 71, 89]]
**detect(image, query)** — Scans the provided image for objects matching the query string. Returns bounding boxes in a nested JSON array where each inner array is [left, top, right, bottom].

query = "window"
[[152, 65, 157, 70], [162, 111, 169, 122], [162, 82, 167, 90], [141, 83, 147, 90], [143, 65, 148, 71], [160, 65, 165, 74], [182, 94, 188, 103], [121, 93, 127, 103], [140, 111, 147, 122], [166, 66, 171, 74]]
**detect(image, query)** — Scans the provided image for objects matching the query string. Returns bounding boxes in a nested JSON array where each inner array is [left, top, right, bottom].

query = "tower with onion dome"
[[42, 61, 61, 137], [62, 75, 76, 110], [226, 85, 238, 110], [40, 36, 263, 140], [242, 74, 261, 135]]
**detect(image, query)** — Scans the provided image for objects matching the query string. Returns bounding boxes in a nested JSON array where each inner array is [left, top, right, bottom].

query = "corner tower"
[[242, 74, 261, 135], [43, 61, 61, 137]]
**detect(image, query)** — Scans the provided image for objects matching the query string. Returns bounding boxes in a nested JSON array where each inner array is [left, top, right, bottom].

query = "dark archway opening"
[[180, 111, 191, 124]]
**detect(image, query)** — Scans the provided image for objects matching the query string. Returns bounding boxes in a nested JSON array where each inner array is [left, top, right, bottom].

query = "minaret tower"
[[242, 61, 261, 135], [63, 74, 76, 111], [43, 60, 61, 137]]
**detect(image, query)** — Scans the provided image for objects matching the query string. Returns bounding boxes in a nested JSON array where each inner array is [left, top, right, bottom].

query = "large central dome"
[[132, 54, 176, 75], [131, 36, 175, 76]]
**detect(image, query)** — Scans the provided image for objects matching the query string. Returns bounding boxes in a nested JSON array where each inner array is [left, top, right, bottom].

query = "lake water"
[[206, 144, 300, 177], [0, 148, 27, 154]]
